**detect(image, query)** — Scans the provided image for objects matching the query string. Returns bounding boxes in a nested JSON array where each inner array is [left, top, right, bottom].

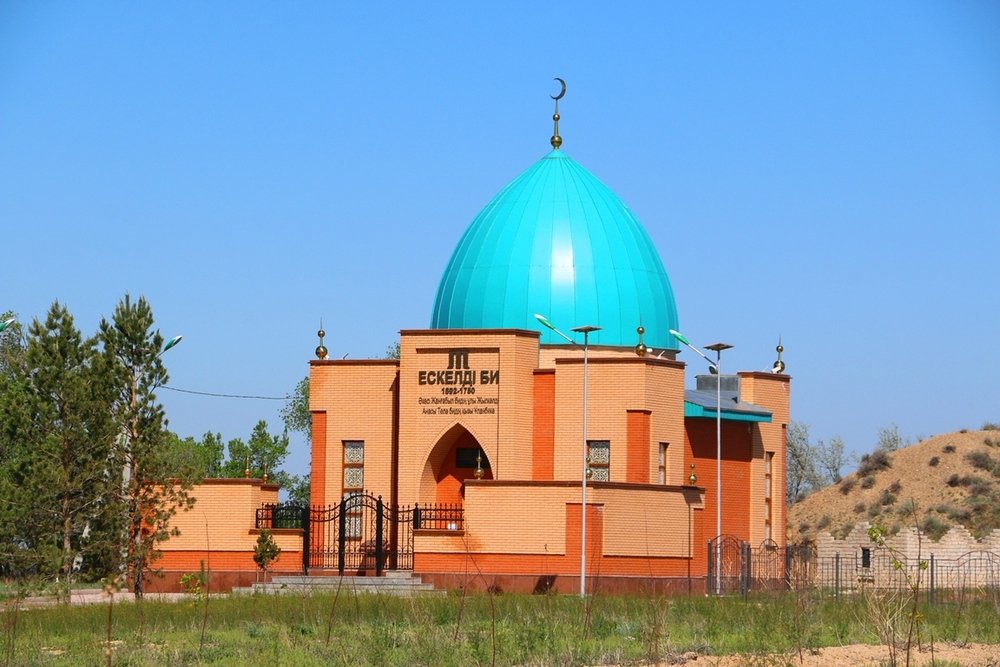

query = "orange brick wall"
[[626, 410, 651, 483], [739, 372, 791, 547], [684, 419, 754, 542], [532, 370, 555, 480], [158, 479, 304, 585], [413, 481, 704, 577], [309, 360, 399, 505]]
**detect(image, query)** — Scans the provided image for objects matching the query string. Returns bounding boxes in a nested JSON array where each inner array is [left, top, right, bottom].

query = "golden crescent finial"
[[550, 77, 565, 150], [551, 77, 566, 101]]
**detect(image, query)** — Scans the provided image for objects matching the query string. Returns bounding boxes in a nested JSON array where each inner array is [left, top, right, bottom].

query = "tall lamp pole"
[[670, 329, 732, 595], [535, 314, 601, 598]]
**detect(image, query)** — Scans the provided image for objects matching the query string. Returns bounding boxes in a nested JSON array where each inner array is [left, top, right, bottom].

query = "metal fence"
[[721, 539, 1000, 603]]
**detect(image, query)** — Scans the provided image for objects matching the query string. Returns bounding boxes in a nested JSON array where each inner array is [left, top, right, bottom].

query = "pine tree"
[[0, 304, 118, 582], [99, 294, 193, 597]]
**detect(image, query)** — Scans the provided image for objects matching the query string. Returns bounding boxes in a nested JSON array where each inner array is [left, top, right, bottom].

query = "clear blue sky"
[[3, 2, 998, 479]]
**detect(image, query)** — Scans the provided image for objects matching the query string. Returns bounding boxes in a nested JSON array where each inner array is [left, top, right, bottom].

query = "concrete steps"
[[233, 570, 443, 597]]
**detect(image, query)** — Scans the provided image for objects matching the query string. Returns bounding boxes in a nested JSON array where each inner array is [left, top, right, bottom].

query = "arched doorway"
[[421, 423, 493, 504]]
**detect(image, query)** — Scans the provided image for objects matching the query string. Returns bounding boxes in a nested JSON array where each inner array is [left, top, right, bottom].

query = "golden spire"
[[315, 320, 328, 360], [772, 337, 785, 374], [634, 325, 647, 357], [550, 77, 565, 149]]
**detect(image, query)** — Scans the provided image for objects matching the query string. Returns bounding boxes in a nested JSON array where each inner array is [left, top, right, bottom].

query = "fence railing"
[[412, 503, 464, 531], [722, 540, 1000, 603]]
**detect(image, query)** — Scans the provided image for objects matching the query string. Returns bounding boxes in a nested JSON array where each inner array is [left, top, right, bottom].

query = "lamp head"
[[162, 335, 183, 353], [0, 317, 14, 333], [669, 329, 689, 346], [533, 313, 556, 331]]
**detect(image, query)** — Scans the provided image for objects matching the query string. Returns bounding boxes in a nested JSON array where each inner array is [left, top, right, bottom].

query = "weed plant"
[[2, 589, 999, 666]]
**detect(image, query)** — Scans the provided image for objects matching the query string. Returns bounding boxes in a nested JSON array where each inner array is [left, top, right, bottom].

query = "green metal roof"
[[431, 150, 679, 349]]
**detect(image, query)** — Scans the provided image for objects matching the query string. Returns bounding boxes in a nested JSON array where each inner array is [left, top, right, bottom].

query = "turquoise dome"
[[431, 149, 679, 349]]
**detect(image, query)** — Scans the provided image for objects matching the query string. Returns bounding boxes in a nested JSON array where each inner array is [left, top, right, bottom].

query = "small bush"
[[986, 437, 997, 448], [861, 476, 876, 489], [921, 515, 950, 541], [965, 450, 996, 473], [960, 429, 969, 434], [839, 478, 856, 495], [943, 444, 957, 453], [929, 456, 940, 467], [983, 421, 1000, 431], [879, 490, 897, 506], [897, 498, 917, 516], [867, 504, 881, 518], [857, 450, 891, 477], [853, 501, 866, 514], [798, 522, 810, 534], [817, 515, 831, 530], [947, 506, 972, 522], [888, 480, 902, 494], [946, 474, 961, 487], [833, 523, 854, 539], [969, 481, 993, 497]]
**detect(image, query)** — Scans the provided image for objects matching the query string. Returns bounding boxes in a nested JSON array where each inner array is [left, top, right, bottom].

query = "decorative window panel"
[[343, 440, 365, 495], [344, 441, 365, 464], [587, 440, 610, 481], [344, 466, 364, 489]]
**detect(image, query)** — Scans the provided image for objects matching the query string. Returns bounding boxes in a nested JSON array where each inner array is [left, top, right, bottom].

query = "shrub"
[[920, 515, 950, 541], [928, 456, 939, 467], [969, 481, 993, 497], [965, 450, 996, 473], [983, 421, 1000, 431], [946, 506, 972, 522], [861, 476, 876, 489], [839, 478, 856, 495], [817, 515, 831, 530], [879, 490, 897, 506], [960, 429, 969, 434], [986, 437, 997, 448], [798, 522, 810, 534], [857, 450, 891, 477], [888, 480, 902, 494], [897, 498, 917, 516], [833, 523, 854, 539], [946, 474, 961, 487], [853, 502, 866, 514], [943, 444, 956, 453]]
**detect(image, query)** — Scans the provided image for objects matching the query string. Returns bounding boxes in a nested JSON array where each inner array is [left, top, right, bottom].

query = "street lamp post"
[[534, 314, 601, 598], [670, 329, 732, 595]]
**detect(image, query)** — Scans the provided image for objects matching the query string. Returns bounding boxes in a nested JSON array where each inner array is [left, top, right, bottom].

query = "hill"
[[788, 428, 1000, 543]]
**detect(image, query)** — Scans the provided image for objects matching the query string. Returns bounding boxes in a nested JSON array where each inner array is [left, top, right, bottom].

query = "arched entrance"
[[421, 423, 493, 504]]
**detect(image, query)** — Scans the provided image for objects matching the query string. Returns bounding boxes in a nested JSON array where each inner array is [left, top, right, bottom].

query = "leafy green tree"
[[814, 435, 851, 484], [786, 421, 822, 503], [99, 294, 194, 598], [384, 340, 400, 360], [283, 474, 310, 506], [165, 431, 225, 478], [221, 420, 290, 484], [280, 376, 310, 438]]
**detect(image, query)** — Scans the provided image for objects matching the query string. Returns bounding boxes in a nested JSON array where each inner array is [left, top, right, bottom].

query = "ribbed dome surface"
[[431, 149, 679, 349]]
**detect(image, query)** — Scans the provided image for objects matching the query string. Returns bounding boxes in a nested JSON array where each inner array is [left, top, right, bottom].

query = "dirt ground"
[[693, 642, 1000, 666]]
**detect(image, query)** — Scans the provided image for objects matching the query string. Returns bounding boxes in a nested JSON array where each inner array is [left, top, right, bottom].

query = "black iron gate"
[[255, 494, 463, 575]]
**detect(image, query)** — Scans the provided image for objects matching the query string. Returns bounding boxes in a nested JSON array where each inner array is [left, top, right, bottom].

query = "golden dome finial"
[[550, 77, 565, 150], [634, 324, 647, 357], [772, 336, 785, 374], [315, 320, 328, 360]]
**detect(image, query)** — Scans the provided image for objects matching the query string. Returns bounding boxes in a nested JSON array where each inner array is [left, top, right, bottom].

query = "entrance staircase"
[[233, 570, 442, 597]]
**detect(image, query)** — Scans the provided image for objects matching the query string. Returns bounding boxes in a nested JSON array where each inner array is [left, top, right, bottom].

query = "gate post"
[[338, 498, 347, 576], [301, 505, 310, 574], [929, 554, 935, 605], [834, 552, 840, 599], [413, 505, 421, 530], [707, 540, 713, 595], [741, 542, 750, 598], [375, 496, 385, 577]]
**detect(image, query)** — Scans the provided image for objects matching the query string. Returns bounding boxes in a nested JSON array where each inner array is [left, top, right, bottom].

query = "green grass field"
[[3, 588, 999, 666]]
